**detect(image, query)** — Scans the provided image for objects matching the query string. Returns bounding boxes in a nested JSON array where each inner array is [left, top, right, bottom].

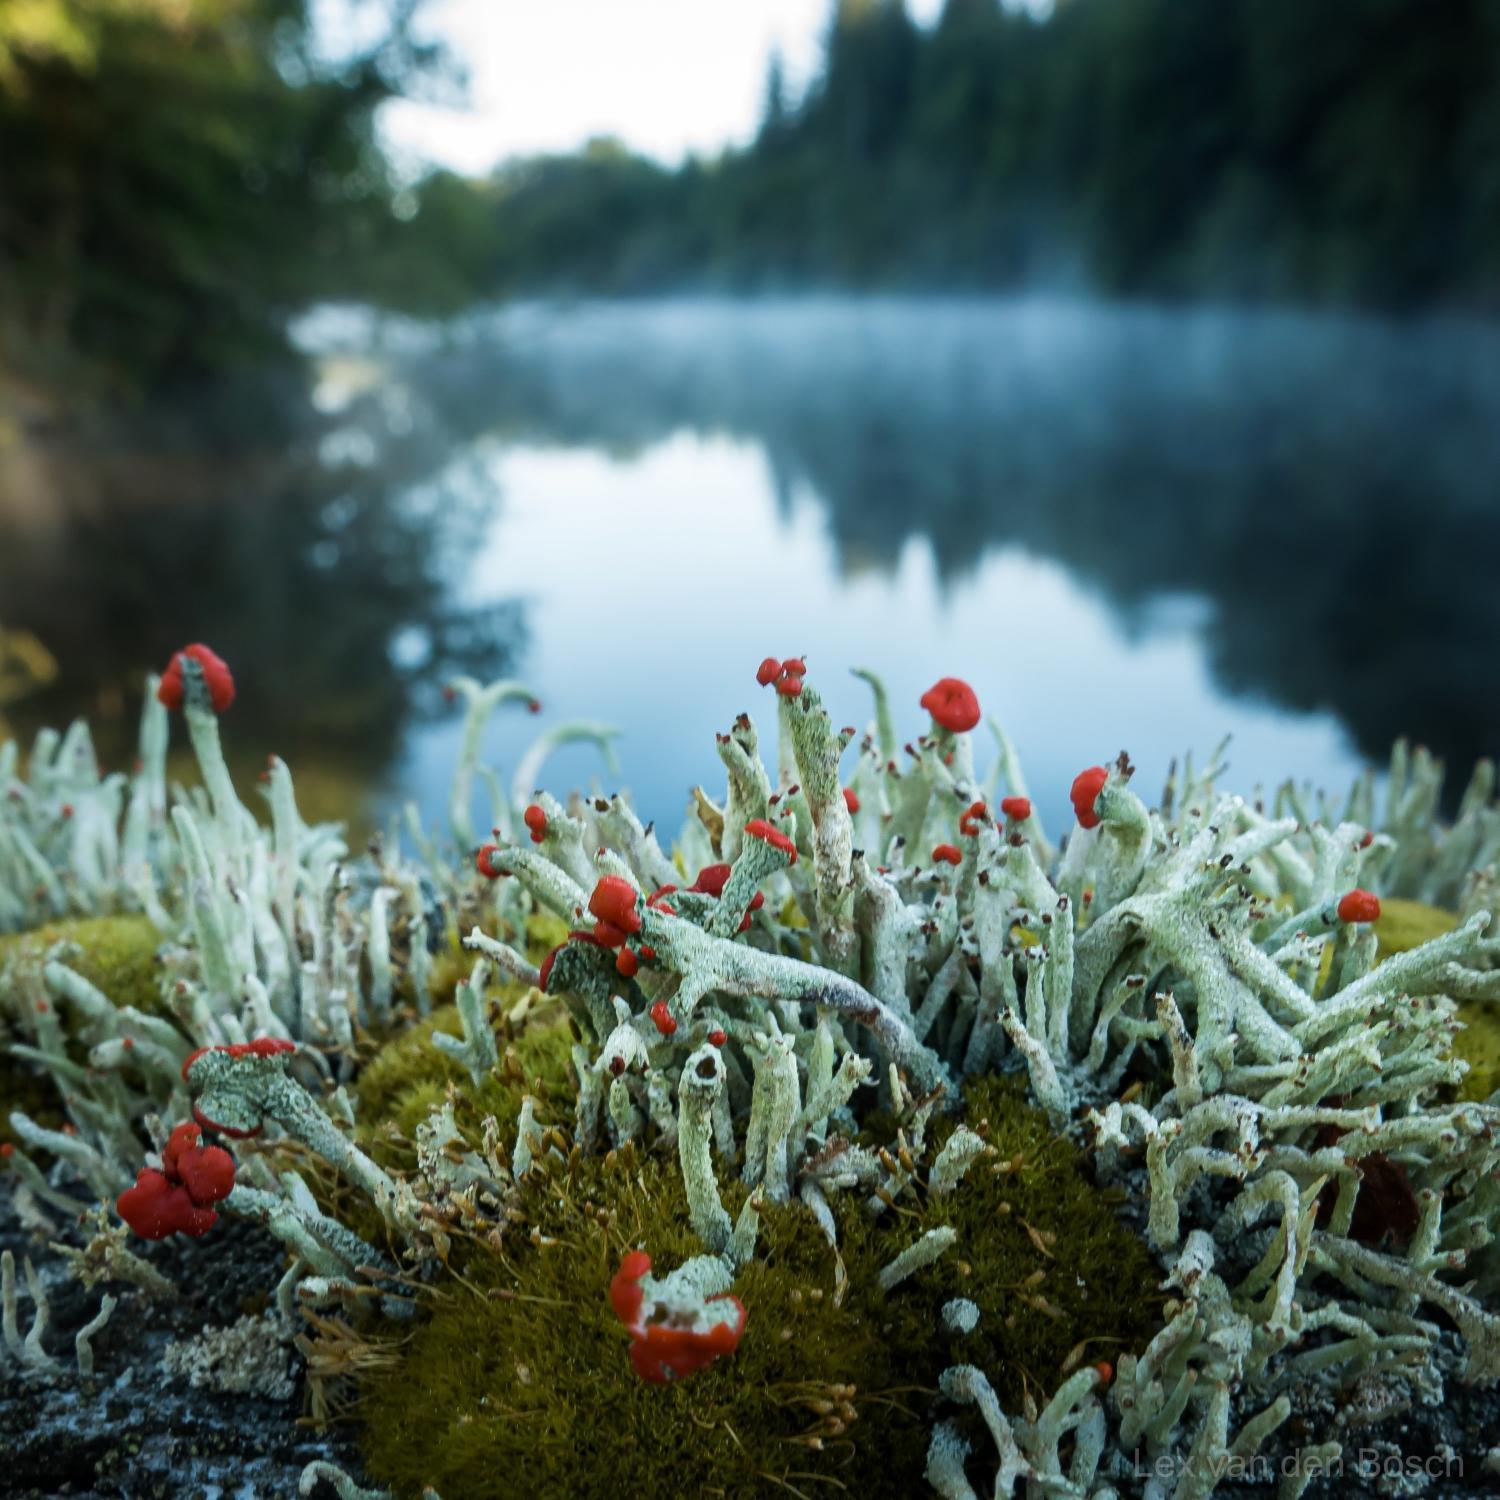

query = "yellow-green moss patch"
[[1371, 899, 1497, 1102], [0, 914, 163, 1142], [356, 1074, 1164, 1500]]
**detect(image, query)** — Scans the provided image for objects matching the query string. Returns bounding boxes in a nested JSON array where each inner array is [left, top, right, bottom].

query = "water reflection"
[[5, 296, 1497, 836], [374, 297, 1500, 825], [0, 369, 522, 821]]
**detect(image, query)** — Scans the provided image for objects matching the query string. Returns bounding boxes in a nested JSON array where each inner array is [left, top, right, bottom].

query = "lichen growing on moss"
[[0, 913, 162, 1142], [355, 1075, 1163, 1500], [1376, 898, 1498, 1101]]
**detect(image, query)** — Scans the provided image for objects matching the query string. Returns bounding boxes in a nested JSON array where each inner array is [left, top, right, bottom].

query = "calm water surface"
[[6, 296, 1499, 836]]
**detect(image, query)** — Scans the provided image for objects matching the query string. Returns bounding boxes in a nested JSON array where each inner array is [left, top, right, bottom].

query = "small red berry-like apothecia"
[[958, 800, 987, 837], [649, 1000, 678, 1036], [1070, 766, 1109, 830], [475, 843, 505, 879], [615, 948, 639, 979], [707, 1028, 727, 1047], [156, 643, 235, 714], [932, 843, 962, 866], [757, 654, 809, 697], [117, 1121, 236, 1240], [687, 864, 732, 898], [999, 795, 1031, 822], [842, 787, 860, 814], [589, 875, 642, 935], [1092, 1360, 1114, 1386], [1337, 888, 1382, 924], [919, 677, 980, 734], [522, 805, 548, 844], [744, 817, 797, 864], [609, 1250, 747, 1385]]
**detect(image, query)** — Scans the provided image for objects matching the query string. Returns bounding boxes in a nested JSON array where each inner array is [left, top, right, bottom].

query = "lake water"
[[5, 296, 1499, 838]]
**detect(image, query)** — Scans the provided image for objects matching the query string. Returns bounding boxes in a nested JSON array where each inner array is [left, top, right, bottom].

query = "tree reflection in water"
[[402, 297, 1500, 792], [0, 365, 524, 822]]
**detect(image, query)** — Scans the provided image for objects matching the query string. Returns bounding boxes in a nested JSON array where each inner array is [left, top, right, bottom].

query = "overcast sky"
[[354, 0, 946, 177]]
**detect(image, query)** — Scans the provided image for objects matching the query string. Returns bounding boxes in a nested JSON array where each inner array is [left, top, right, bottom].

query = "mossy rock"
[[1374, 898, 1498, 1102], [0, 914, 163, 1143], [356, 1075, 1165, 1500]]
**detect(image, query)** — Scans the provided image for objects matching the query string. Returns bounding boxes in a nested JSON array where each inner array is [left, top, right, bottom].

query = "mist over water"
[[323, 294, 1500, 833], [7, 294, 1496, 837]]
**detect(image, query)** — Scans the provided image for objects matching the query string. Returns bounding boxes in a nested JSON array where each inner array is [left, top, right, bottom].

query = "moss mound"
[[356, 1075, 1164, 1500], [0, 913, 163, 1143], [354, 1002, 577, 1162], [1375, 898, 1498, 1102]]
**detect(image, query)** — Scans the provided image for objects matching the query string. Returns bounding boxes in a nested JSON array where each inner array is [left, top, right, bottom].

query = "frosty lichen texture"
[[2, 646, 1498, 1500]]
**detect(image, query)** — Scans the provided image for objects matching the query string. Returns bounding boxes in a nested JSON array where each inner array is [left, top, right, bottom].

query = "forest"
[[4, 0, 1500, 395]]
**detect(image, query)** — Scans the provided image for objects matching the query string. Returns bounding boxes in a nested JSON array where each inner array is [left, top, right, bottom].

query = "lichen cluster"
[[2, 645, 1497, 1500]]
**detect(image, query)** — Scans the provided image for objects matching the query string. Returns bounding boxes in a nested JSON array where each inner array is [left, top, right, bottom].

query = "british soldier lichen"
[[1, 650, 1497, 1500]]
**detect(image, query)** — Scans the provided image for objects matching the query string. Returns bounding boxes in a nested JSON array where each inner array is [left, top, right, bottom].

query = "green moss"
[[356, 1074, 1164, 1500], [355, 1004, 577, 1158], [1373, 898, 1498, 1102], [0, 914, 164, 1016], [1373, 898, 1458, 959], [0, 914, 164, 1143]]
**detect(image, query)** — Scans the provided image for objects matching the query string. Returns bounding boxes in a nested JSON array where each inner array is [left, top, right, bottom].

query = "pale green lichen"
[[3, 659, 1498, 1500]]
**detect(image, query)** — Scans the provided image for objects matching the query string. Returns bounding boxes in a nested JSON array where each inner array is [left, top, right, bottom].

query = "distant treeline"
[[384, 0, 1500, 313], [0, 0, 442, 391], [5, 0, 1500, 393]]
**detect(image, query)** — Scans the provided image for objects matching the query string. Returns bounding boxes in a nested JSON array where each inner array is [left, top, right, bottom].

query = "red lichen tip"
[[744, 817, 797, 864], [1000, 795, 1032, 822], [475, 843, 505, 880], [1070, 766, 1109, 830], [707, 1028, 727, 1047], [589, 875, 643, 935], [1337, 888, 1382, 924], [932, 843, 963, 866], [1092, 1360, 1114, 1386], [781, 657, 807, 678], [627, 1297, 746, 1384], [117, 1168, 219, 1240], [610, 1250, 652, 1325], [755, 657, 783, 687], [919, 677, 980, 734], [156, 643, 235, 715], [688, 863, 732, 898], [161, 1121, 236, 1207], [610, 1250, 747, 1385], [842, 787, 860, 814], [1359, 830, 1375, 849], [775, 675, 804, 698], [649, 1000, 678, 1037], [615, 948, 639, 979]]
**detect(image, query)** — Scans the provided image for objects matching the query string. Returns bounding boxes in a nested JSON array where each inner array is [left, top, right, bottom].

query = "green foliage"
[[0, 0, 441, 389], [356, 1074, 1164, 1500]]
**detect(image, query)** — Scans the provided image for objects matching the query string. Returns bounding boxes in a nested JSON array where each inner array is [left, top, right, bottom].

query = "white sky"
[[357, 0, 945, 177]]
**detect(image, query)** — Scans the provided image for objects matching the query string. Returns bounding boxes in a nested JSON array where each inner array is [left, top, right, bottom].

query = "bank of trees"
[[403, 0, 1500, 311]]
